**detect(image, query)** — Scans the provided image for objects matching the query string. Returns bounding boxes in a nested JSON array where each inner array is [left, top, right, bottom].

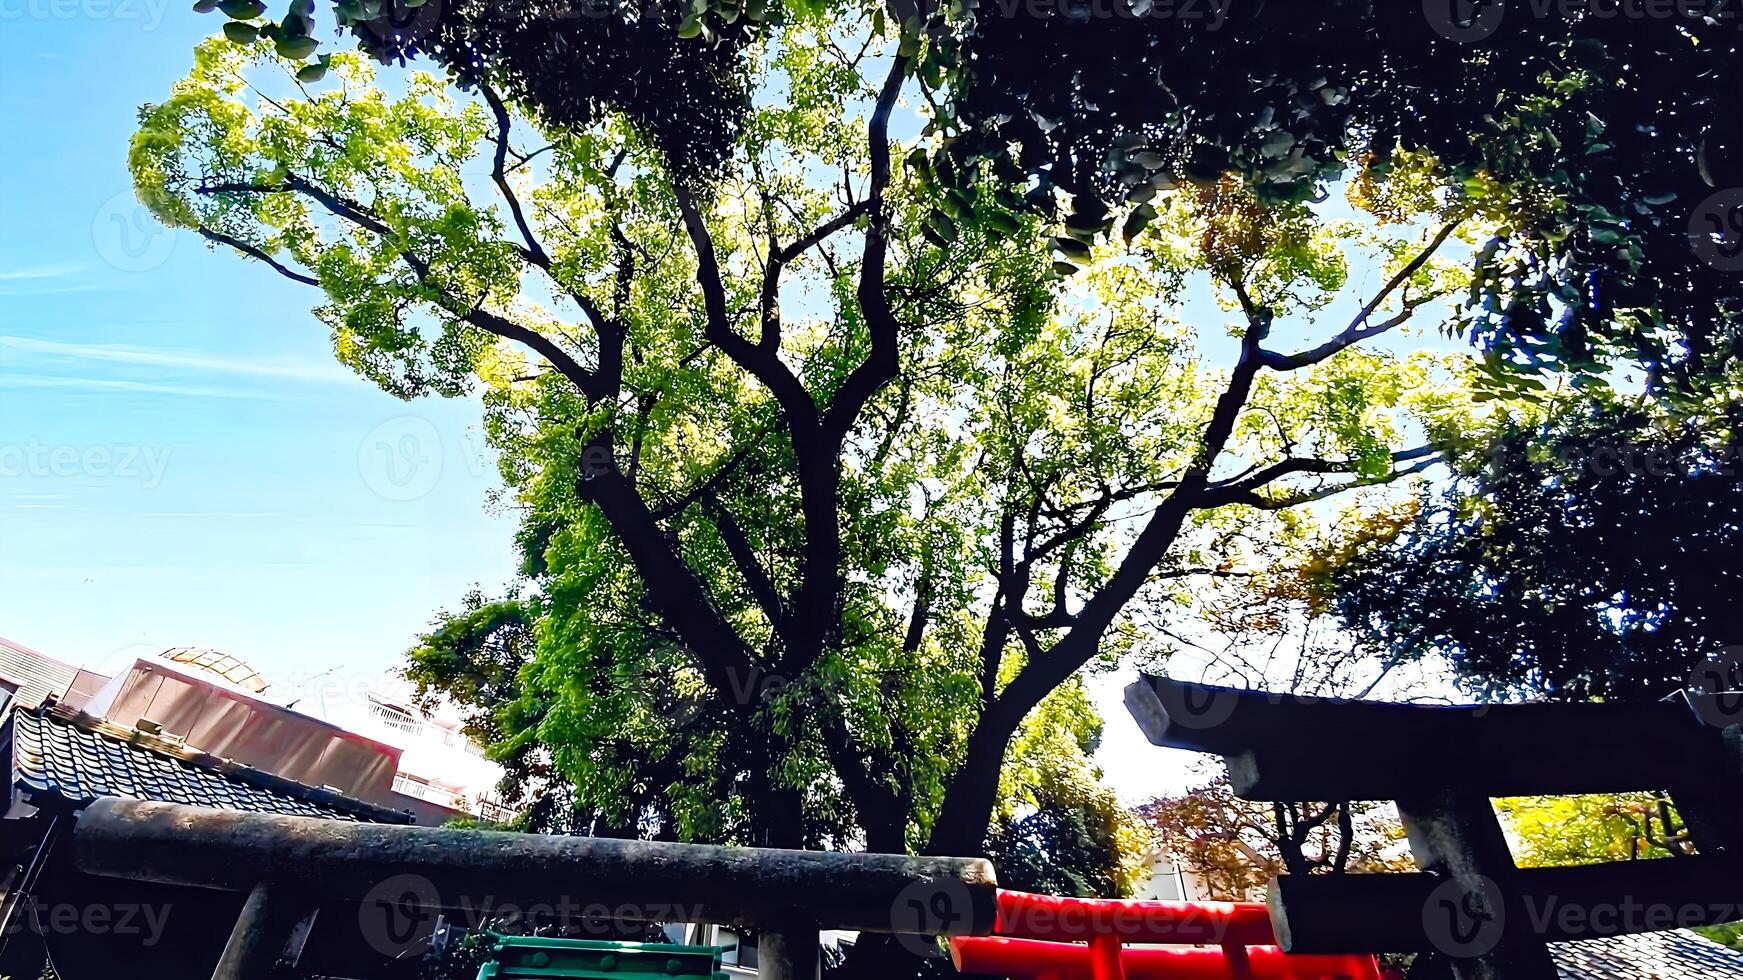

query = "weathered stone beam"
[[1124, 675, 1726, 800], [72, 798, 998, 936]]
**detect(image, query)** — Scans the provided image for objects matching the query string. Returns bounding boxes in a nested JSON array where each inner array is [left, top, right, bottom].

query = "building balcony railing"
[[367, 699, 422, 735], [392, 773, 517, 823]]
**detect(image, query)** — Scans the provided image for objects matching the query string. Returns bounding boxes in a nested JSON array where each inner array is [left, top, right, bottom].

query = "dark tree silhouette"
[[1326, 402, 1743, 702]]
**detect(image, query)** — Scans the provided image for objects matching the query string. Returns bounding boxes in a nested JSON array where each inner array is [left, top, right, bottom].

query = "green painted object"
[[476, 935, 728, 980]]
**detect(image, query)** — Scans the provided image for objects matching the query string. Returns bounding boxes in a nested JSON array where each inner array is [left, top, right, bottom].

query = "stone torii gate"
[[70, 797, 999, 980], [1124, 674, 1743, 980]]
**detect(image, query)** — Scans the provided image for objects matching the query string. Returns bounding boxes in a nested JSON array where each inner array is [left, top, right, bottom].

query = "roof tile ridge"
[[39, 706, 414, 825]]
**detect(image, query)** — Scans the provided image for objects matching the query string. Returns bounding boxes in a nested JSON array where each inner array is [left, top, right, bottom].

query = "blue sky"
[[0, 9, 519, 686]]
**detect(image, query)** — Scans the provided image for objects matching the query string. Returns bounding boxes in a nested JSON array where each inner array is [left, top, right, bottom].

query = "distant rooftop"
[[0, 634, 83, 711], [7, 702, 412, 824]]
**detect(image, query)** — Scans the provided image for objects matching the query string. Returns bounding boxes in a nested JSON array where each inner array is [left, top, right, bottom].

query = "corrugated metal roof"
[[9, 703, 413, 824], [0, 636, 79, 710], [1551, 929, 1743, 978]]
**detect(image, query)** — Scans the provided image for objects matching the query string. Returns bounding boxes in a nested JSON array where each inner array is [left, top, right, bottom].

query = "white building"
[[278, 668, 515, 824], [1131, 850, 1203, 902]]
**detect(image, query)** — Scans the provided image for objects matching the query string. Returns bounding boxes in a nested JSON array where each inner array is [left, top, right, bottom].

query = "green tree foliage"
[[982, 766, 1146, 900], [1498, 793, 1693, 867], [193, 0, 762, 176], [1317, 396, 1743, 703], [134, 16, 1490, 859], [936, 1, 1743, 390], [1493, 793, 1743, 947], [405, 591, 616, 835]]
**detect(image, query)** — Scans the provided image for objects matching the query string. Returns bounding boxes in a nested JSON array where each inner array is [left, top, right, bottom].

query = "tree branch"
[[653, 436, 767, 521], [476, 89, 619, 343], [577, 440, 762, 698], [196, 227, 319, 286], [674, 184, 820, 426], [823, 53, 910, 440], [196, 176, 609, 401], [1257, 220, 1462, 371], [759, 200, 870, 351], [1201, 453, 1440, 511], [702, 493, 790, 642], [481, 83, 549, 269], [1199, 445, 1437, 508], [903, 534, 935, 655], [1025, 476, 1184, 567]]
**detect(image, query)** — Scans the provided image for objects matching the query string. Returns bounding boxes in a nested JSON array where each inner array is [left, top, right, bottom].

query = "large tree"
[[136, 6, 1625, 865]]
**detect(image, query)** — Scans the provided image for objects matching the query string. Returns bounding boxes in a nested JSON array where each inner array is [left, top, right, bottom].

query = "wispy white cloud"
[[0, 374, 288, 401], [0, 335, 351, 385], [136, 512, 282, 519], [0, 283, 113, 298], [0, 266, 106, 297], [0, 264, 84, 282]]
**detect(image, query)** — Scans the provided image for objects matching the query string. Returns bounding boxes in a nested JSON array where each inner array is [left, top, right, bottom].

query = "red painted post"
[[1223, 942, 1253, 980], [1089, 934, 1126, 980]]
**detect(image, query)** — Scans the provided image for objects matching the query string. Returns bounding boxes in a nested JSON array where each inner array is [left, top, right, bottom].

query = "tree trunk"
[[923, 706, 1020, 857], [839, 712, 1016, 980], [862, 805, 908, 855]]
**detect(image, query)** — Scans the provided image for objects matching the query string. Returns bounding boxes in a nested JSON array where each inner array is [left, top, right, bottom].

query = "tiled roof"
[[8, 703, 413, 824], [1551, 928, 1743, 979]]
